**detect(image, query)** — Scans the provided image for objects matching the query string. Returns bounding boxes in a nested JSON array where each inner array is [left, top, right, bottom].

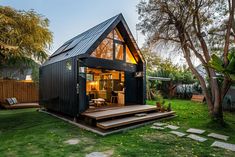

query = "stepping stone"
[[187, 134, 207, 142], [186, 128, 205, 134], [211, 141, 235, 152], [153, 122, 166, 127], [64, 138, 80, 145], [165, 125, 179, 130], [170, 131, 187, 137], [86, 152, 107, 157], [208, 133, 229, 141], [151, 126, 165, 130]]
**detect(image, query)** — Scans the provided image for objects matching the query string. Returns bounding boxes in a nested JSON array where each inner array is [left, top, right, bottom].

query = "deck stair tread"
[[82, 105, 158, 120], [97, 111, 175, 129]]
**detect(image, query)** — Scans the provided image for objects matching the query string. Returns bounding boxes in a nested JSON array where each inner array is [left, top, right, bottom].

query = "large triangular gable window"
[[91, 28, 137, 64], [126, 45, 137, 64], [90, 37, 113, 60]]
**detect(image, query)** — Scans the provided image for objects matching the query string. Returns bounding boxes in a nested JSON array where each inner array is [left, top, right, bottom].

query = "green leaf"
[[230, 74, 235, 81], [211, 54, 223, 65], [226, 57, 235, 73], [208, 54, 225, 73], [228, 48, 235, 61]]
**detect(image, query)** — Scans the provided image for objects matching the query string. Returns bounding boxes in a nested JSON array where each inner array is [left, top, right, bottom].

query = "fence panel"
[[0, 80, 38, 103]]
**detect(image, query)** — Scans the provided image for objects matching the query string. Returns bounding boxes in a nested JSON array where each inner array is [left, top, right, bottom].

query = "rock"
[[153, 122, 167, 127], [151, 126, 165, 130], [187, 134, 207, 142], [211, 141, 235, 152], [170, 131, 187, 137], [207, 133, 229, 141], [86, 152, 107, 157], [165, 125, 179, 130], [64, 138, 80, 145], [186, 128, 205, 134]]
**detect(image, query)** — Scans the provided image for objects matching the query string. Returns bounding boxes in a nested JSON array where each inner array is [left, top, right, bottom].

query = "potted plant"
[[156, 102, 161, 111]]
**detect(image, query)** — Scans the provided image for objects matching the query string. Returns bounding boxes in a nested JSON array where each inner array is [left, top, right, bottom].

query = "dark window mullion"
[[123, 44, 126, 62], [113, 39, 115, 61]]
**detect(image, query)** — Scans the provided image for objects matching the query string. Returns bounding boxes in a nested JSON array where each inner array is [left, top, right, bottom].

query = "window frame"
[[114, 40, 125, 61], [90, 29, 137, 64]]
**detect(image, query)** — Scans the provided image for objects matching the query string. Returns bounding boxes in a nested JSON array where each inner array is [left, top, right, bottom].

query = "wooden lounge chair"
[[0, 102, 40, 109]]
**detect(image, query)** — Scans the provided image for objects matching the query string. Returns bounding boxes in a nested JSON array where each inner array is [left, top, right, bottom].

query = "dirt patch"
[[64, 138, 80, 145], [141, 132, 174, 142], [103, 149, 114, 156], [81, 137, 96, 145], [84, 145, 94, 152]]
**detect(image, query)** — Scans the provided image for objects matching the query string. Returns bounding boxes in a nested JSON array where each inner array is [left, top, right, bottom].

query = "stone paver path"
[[211, 141, 235, 152], [186, 128, 205, 134], [64, 138, 80, 145], [86, 152, 107, 157], [170, 131, 187, 137], [187, 134, 207, 142], [208, 133, 229, 141], [165, 125, 179, 130], [151, 126, 165, 130], [153, 122, 166, 127]]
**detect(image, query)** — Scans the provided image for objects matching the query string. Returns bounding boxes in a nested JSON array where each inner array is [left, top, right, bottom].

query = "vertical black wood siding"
[[39, 57, 78, 116], [40, 57, 146, 116]]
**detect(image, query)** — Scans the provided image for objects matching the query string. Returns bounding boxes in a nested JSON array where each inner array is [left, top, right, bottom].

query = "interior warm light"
[[25, 75, 32, 80], [126, 46, 137, 64]]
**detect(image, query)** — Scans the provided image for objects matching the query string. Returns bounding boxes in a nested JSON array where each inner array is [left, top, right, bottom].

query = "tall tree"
[[0, 6, 53, 65], [137, 0, 235, 124]]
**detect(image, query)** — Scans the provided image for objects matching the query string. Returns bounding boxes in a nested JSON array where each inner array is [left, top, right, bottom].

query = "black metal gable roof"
[[42, 13, 144, 66]]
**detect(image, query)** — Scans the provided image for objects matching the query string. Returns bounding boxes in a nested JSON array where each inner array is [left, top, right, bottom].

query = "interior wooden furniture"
[[86, 68, 125, 108]]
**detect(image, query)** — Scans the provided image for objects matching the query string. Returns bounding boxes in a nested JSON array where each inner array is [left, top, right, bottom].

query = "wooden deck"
[[97, 111, 175, 129], [81, 105, 176, 130], [82, 105, 157, 120]]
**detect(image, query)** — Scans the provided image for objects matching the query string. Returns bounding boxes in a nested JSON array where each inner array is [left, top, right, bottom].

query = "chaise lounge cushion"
[[11, 97, 18, 104], [6, 98, 14, 105]]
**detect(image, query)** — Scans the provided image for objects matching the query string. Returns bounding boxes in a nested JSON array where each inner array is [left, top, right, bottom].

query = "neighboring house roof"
[[43, 13, 144, 66], [195, 64, 207, 79], [195, 64, 223, 79], [0, 66, 32, 80], [147, 76, 171, 81], [0, 60, 39, 80]]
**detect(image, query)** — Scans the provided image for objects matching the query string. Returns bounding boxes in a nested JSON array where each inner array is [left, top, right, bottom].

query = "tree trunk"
[[212, 102, 224, 125], [178, 30, 225, 125]]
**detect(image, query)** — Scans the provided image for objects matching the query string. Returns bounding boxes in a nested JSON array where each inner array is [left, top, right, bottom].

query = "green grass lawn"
[[0, 99, 235, 157]]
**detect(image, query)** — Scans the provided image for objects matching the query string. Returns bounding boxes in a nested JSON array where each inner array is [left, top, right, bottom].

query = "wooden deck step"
[[82, 105, 157, 120], [97, 111, 175, 129]]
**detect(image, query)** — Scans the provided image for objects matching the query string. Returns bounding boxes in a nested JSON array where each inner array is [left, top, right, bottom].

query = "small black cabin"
[[39, 14, 146, 118]]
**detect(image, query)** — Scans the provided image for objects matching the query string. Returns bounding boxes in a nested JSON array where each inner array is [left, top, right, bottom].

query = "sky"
[[1, 0, 145, 55]]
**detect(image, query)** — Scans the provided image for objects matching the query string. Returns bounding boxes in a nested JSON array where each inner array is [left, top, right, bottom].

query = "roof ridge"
[[63, 14, 120, 46], [50, 14, 121, 58]]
